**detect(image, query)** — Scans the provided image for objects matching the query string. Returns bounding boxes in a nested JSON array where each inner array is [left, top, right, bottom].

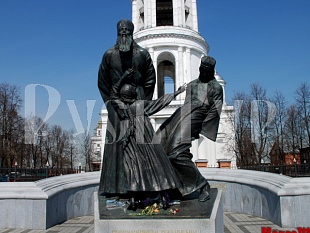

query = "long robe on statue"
[[157, 78, 223, 196], [98, 41, 155, 194], [110, 94, 181, 192]]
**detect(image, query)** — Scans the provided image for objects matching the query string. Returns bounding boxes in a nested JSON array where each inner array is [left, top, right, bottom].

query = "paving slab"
[[0, 212, 301, 233]]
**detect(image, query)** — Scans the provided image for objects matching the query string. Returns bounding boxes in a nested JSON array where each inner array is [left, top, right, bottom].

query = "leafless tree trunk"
[[67, 132, 77, 169], [250, 83, 273, 164], [295, 82, 310, 147], [232, 92, 253, 166], [269, 91, 288, 164], [230, 83, 277, 166], [284, 105, 302, 155], [24, 117, 48, 168], [0, 83, 22, 168], [80, 133, 93, 172]]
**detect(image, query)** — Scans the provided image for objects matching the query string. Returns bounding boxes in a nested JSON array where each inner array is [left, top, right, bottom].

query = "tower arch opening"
[[157, 52, 175, 98], [156, 0, 173, 26]]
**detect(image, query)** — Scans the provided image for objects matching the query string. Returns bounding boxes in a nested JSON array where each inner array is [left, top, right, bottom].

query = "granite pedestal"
[[94, 189, 223, 233]]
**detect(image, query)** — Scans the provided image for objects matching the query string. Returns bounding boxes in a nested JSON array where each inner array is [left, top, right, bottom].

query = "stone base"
[[94, 189, 223, 233]]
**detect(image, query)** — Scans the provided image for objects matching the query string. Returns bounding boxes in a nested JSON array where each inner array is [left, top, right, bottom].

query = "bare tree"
[[24, 118, 75, 170], [80, 133, 93, 172], [0, 83, 22, 168], [231, 92, 254, 166], [13, 116, 26, 167], [50, 125, 66, 168], [295, 82, 310, 147], [60, 130, 72, 168], [0, 82, 84, 172], [250, 83, 273, 164], [269, 91, 288, 164], [283, 105, 302, 155], [67, 131, 77, 169], [24, 117, 47, 168], [230, 83, 278, 166], [41, 124, 53, 167]]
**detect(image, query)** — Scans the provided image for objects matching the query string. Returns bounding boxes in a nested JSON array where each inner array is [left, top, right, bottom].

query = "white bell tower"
[[98, 1, 235, 170], [132, 0, 209, 100], [130, 0, 234, 168], [132, 0, 199, 31]]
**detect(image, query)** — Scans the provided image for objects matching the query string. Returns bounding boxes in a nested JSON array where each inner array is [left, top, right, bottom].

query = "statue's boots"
[[198, 182, 210, 202], [127, 196, 137, 211], [160, 192, 168, 210]]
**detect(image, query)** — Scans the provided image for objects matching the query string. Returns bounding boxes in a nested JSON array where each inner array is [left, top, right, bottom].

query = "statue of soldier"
[[157, 56, 223, 201], [98, 19, 156, 195]]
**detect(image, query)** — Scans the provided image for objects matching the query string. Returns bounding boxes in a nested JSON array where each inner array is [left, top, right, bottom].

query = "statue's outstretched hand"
[[174, 83, 187, 97], [178, 83, 187, 93]]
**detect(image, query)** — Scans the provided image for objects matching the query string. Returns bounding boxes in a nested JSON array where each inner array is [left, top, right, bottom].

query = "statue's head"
[[116, 19, 134, 52], [120, 84, 137, 103], [199, 56, 216, 82]]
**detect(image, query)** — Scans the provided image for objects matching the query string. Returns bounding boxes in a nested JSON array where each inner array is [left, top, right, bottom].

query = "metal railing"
[[0, 167, 100, 182], [238, 163, 310, 177]]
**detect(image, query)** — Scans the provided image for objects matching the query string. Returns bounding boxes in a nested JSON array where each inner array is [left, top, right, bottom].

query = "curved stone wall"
[[0, 172, 99, 229], [200, 168, 310, 228], [1, 169, 310, 229]]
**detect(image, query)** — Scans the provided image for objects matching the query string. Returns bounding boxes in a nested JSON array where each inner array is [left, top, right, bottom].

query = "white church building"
[[92, 0, 235, 169]]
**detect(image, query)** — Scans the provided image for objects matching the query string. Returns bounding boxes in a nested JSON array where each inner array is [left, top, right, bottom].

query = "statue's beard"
[[199, 74, 214, 83], [117, 35, 133, 52]]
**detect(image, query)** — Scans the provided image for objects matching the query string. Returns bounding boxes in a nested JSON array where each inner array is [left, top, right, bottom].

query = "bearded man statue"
[[98, 19, 156, 195]]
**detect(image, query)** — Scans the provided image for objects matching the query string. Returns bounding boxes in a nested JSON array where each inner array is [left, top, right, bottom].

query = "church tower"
[[131, 0, 234, 168], [132, 0, 209, 100], [98, 1, 235, 169]]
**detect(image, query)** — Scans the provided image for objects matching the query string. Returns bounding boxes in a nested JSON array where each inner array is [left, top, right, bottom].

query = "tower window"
[[156, 0, 173, 26], [164, 76, 175, 94], [157, 60, 175, 98]]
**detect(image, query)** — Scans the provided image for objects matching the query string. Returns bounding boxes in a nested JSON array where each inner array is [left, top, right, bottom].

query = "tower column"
[[132, 0, 139, 33], [172, 0, 179, 27], [191, 0, 199, 31], [149, 47, 158, 99], [151, 0, 156, 27], [100, 112, 108, 163], [144, 0, 152, 28], [180, 0, 185, 27], [191, 140, 199, 162], [185, 47, 191, 83], [198, 136, 208, 160], [176, 47, 184, 100], [148, 47, 154, 62], [208, 140, 217, 167]]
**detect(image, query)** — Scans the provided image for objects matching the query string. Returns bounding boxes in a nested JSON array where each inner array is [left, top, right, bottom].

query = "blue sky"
[[1, 0, 310, 135]]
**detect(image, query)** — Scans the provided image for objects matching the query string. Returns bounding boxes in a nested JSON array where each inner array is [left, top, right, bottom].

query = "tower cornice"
[[134, 33, 209, 51], [134, 26, 209, 52]]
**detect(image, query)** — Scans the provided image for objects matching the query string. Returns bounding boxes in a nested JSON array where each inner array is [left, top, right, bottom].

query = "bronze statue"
[[157, 56, 223, 201], [109, 75, 186, 210], [98, 19, 222, 206], [98, 19, 156, 194]]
